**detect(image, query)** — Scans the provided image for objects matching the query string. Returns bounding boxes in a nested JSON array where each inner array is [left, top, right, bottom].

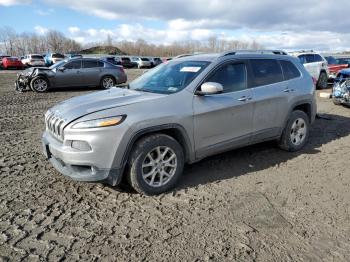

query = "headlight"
[[72, 115, 125, 129]]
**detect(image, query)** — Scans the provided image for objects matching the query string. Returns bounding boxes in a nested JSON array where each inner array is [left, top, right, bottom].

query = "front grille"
[[45, 112, 65, 141]]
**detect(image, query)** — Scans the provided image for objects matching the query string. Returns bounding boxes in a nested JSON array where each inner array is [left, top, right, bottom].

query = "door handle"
[[238, 96, 252, 102], [283, 88, 295, 93]]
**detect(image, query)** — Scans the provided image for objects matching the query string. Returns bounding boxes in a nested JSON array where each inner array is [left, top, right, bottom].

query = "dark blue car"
[[332, 68, 350, 106]]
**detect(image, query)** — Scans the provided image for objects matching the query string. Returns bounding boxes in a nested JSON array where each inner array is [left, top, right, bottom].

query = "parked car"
[[119, 56, 137, 68], [290, 51, 329, 89], [2, 57, 24, 69], [324, 56, 349, 80], [132, 57, 152, 68], [101, 56, 121, 66], [15, 58, 127, 92], [65, 54, 83, 59], [42, 50, 316, 195], [335, 57, 350, 66], [332, 68, 350, 106], [148, 57, 163, 67], [21, 54, 46, 67], [44, 53, 65, 66], [0, 55, 11, 68]]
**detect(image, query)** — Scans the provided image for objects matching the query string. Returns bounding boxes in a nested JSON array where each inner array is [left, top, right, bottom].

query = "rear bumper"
[[42, 131, 124, 186]]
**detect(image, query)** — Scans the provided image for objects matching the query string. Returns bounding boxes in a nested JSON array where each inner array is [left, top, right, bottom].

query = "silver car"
[[16, 58, 127, 92], [42, 50, 317, 195]]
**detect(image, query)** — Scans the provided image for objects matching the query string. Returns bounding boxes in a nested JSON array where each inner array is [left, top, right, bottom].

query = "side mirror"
[[196, 82, 223, 96]]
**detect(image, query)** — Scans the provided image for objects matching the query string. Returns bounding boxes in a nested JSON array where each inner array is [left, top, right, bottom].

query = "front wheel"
[[127, 134, 185, 195], [30, 76, 49, 92], [100, 76, 115, 89], [278, 110, 310, 152], [317, 72, 328, 89]]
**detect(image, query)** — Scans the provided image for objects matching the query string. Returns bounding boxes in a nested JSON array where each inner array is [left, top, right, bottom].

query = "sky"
[[1, 0, 350, 51]]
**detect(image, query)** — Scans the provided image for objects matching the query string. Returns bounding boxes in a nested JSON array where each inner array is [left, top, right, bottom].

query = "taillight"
[[312, 77, 317, 86], [117, 66, 125, 73]]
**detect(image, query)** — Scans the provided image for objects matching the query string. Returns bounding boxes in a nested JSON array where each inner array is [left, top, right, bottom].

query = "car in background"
[[2, 57, 24, 70], [332, 68, 350, 106], [101, 56, 122, 66], [45, 53, 65, 66], [324, 56, 349, 81], [0, 55, 11, 69], [16, 58, 127, 92], [119, 56, 137, 68], [335, 57, 350, 66], [148, 57, 163, 67], [132, 57, 151, 68], [66, 54, 83, 59], [21, 54, 46, 67], [290, 51, 329, 89]]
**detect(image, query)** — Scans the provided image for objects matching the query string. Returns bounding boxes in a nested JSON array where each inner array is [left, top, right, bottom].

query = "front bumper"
[[42, 131, 124, 186]]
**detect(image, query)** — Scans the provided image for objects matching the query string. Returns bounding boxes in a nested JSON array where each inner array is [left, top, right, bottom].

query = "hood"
[[49, 87, 166, 123], [21, 67, 51, 76]]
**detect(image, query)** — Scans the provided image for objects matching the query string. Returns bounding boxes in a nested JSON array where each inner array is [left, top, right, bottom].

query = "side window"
[[206, 63, 247, 93], [250, 59, 284, 87], [97, 61, 104, 67], [298, 55, 307, 64], [305, 54, 316, 63], [83, 60, 98, 68], [280, 60, 301, 80], [64, 60, 81, 69], [314, 54, 324, 62]]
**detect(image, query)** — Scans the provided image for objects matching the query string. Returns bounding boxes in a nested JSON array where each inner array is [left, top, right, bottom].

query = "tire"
[[30, 76, 49, 92], [127, 134, 185, 195], [333, 98, 341, 105], [317, 71, 328, 89], [100, 75, 116, 89], [278, 110, 310, 152]]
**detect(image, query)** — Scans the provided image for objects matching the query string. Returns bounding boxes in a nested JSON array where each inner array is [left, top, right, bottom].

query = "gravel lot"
[[0, 69, 349, 261]]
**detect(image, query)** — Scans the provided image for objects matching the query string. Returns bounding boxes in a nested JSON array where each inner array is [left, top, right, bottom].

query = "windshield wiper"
[[134, 88, 155, 93]]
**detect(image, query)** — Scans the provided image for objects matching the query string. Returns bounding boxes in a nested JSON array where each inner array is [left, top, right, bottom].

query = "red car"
[[2, 57, 24, 70], [325, 56, 349, 80]]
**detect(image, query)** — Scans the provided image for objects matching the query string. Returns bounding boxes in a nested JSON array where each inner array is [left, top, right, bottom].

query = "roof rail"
[[221, 50, 288, 57], [289, 50, 314, 54]]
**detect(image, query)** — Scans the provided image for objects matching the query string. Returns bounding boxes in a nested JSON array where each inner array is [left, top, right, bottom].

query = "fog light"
[[71, 140, 92, 151]]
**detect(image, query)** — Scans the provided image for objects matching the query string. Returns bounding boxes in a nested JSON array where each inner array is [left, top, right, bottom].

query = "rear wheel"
[[279, 110, 310, 152], [317, 71, 328, 89], [127, 134, 184, 195], [30, 76, 49, 92], [100, 75, 115, 89]]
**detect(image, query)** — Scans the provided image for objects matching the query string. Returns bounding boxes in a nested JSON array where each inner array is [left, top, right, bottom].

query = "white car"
[[21, 54, 46, 67], [290, 51, 329, 89], [131, 57, 151, 69]]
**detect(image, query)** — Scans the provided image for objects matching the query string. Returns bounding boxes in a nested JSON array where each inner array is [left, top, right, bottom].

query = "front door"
[[193, 61, 254, 159], [55, 59, 82, 87]]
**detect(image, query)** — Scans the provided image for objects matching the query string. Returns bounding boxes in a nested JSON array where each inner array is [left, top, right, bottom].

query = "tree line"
[[0, 26, 82, 56], [0, 26, 264, 57]]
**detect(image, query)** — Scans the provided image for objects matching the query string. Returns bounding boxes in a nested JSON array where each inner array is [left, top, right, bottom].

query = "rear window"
[[8, 57, 19, 61], [52, 53, 65, 58], [122, 57, 130, 62], [250, 59, 284, 87], [31, 55, 44, 60], [280, 60, 301, 80], [141, 58, 149, 61]]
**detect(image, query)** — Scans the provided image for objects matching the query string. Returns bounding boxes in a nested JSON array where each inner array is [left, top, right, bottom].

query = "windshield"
[[31, 55, 44, 60], [325, 56, 337, 65], [52, 53, 65, 58], [129, 60, 210, 94], [49, 60, 67, 69]]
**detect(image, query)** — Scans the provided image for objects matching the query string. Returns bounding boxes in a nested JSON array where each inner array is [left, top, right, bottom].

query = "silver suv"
[[42, 50, 317, 195]]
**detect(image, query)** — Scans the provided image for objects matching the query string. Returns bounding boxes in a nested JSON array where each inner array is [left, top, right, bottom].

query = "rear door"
[[249, 59, 290, 143], [193, 61, 254, 158], [81, 59, 104, 86], [54, 59, 82, 87]]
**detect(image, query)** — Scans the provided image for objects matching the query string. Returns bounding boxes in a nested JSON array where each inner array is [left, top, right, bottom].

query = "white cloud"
[[0, 0, 30, 6], [35, 8, 54, 16], [34, 25, 49, 35]]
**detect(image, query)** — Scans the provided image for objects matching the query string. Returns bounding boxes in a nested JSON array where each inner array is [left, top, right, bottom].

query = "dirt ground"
[[0, 69, 349, 261]]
